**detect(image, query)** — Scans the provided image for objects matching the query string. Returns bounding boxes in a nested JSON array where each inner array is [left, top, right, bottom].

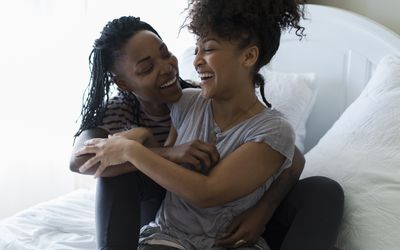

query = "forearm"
[[125, 141, 284, 208], [125, 140, 210, 206], [254, 146, 305, 221], [255, 169, 299, 223], [149, 147, 171, 159], [70, 128, 137, 177], [70, 154, 136, 177]]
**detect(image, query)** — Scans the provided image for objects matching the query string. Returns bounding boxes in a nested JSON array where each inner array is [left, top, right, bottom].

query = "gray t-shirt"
[[140, 89, 295, 249]]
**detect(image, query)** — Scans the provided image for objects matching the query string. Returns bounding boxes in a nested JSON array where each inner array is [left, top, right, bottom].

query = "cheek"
[[171, 55, 178, 66], [129, 79, 156, 98], [171, 56, 179, 72]]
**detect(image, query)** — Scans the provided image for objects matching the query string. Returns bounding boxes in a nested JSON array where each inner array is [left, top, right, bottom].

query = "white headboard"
[[270, 4, 400, 152], [178, 4, 400, 152]]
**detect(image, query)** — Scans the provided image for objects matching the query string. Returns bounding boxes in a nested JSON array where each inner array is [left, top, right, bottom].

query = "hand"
[[113, 127, 157, 146], [75, 136, 135, 177], [215, 204, 271, 248], [164, 140, 220, 173]]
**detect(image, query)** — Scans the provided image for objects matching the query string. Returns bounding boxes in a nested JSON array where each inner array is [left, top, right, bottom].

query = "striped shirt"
[[97, 91, 171, 145]]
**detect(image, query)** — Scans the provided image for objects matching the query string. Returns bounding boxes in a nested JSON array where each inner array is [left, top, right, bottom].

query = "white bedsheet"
[[0, 188, 96, 250]]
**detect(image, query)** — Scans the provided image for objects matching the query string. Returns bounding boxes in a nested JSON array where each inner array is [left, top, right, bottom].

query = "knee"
[[302, 176, 344, 210], [317, 176, 344, 204]]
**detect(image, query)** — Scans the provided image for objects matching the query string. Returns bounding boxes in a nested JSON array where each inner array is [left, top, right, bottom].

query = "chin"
[[200, 89, 209, 99], [166, 91, 183, 103]]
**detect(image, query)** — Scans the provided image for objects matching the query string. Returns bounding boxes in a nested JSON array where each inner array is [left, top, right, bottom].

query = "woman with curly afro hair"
[[77, 0, 343, 249]]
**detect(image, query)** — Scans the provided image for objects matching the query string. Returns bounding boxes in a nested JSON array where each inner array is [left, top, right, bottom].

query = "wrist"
[[255, 197, 276, 224], [123, 139, 138, 162], [150, 147, 169, 159]]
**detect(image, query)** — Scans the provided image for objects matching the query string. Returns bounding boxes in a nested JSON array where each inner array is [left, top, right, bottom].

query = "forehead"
[[122, 30, 163, 61]]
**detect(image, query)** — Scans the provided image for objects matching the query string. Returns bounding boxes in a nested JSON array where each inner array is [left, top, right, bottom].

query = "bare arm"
[[250, 146, 304, 223], [78, 137, 285, 208], [71, 127, 218, 177], [69, 128, 137, 177], [215, 147, 304, 247]]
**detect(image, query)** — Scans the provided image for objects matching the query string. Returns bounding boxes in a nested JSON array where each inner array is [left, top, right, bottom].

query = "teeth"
[[160, 77, 176, 88], [198, 73, 214, 79]]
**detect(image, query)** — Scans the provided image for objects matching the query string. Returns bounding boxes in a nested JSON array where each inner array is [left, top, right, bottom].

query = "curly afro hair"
[[185, 0, 305, 106]]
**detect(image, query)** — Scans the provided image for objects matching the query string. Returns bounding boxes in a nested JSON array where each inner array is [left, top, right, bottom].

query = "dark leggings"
[[96, 175, 343, 250], [96, 172, 165, 250], [263, 176, 344, 250]]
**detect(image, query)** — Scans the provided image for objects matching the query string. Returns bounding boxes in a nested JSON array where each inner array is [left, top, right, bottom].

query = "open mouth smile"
[[160, 76, 177, 89]]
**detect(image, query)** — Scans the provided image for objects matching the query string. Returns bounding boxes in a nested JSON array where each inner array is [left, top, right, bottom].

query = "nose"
[[160, 60, 174, 75], [193, 50, 203, 72]]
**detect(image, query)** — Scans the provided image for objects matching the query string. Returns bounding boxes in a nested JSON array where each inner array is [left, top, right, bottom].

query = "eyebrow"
[[136, 43, 166, 65], [196, 37, 221, 45]]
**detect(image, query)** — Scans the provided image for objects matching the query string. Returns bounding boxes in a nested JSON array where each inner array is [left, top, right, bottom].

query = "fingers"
[[187, 149, 212, 171], [187, 140, 219, 170], [78, 155, 100, 173], [215, 228, 251, 248], [94, 162, 107, 178], [84, 138, 104, 146], [219, 217, 241, 240], [194, 141, 220, 164], [234, 239, 249, 248], [75, 145, 98, 156]]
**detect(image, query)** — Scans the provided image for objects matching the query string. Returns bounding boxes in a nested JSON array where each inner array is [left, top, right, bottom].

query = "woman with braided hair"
[[71, 15, 299, 249], [72, 1, 343, 248]]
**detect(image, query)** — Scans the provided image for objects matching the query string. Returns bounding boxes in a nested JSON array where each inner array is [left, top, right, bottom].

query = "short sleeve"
[[169, 88, 202, 130], [245, 114, 296, 179]]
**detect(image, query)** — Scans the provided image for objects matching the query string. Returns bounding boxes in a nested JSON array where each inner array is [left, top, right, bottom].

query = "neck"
[[139, 100, 170, 117], [212, 87, 261, 132]]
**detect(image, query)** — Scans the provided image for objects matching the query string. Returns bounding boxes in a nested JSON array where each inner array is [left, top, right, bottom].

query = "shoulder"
[[170, 88, 204, 129], [104, 92, 135, 111], [98, 92, 138, 133], [170, 88, 203, 112], [249, 108, 294, 134], [244, 108, 295, 152], [242, 108, 296, 175]]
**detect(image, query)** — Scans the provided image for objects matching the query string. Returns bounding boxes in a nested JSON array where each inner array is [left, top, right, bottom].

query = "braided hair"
[[185, 0, 305, 107], [75, 16, 191, 137]]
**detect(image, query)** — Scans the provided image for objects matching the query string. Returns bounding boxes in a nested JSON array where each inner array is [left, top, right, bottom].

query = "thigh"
[[140, 197, 164, 226], [263, 176, 344, 250], [96, 171, 166, 249]]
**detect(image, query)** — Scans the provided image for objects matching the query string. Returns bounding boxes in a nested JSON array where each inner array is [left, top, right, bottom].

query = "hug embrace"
[[70, 0, 344, 249]]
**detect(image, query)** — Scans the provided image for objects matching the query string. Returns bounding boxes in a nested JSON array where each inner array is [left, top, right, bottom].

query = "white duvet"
[[0, 188, 96, 250]]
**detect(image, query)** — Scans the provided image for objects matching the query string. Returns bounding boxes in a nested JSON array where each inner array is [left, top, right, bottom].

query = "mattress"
[[0, 188, 96, 250]]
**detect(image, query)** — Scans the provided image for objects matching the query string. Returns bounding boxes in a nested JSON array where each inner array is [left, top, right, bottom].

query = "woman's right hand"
[[163, 140, 220, 173]]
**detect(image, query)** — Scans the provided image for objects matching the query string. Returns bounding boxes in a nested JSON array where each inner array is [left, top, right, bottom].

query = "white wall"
[[309, 0, 400, 35], [0, 0, 191, 219]]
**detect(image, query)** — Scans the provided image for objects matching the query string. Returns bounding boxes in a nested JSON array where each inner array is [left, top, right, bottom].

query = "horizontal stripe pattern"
[[98, 92, 171, 145]]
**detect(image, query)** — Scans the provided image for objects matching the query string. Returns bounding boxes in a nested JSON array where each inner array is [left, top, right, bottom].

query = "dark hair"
[[75, 16, 191, 138], [185, 0, 305, 107]]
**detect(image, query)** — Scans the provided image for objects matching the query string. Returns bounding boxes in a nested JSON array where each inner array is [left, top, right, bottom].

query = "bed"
[[1, 4, 399, 250]]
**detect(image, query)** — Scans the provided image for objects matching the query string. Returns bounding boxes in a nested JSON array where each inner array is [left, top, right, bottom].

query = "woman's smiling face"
[[193, 34, 250, 99], [113, 30, 182, 106]]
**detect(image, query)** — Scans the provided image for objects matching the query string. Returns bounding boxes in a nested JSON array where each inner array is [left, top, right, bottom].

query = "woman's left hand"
[[75, 135, 135, 177], [214, 204, 269, 248]]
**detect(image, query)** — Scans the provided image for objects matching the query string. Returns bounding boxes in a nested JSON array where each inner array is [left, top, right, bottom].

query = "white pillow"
[[178, 47, 318, 152], [301, 55, 400, 250], [259, 69, 317, 152]]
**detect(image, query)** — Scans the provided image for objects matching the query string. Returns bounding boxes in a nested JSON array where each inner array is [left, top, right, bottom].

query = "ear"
[[113, 75, 130, 91], [242, 45, 259, 68]]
